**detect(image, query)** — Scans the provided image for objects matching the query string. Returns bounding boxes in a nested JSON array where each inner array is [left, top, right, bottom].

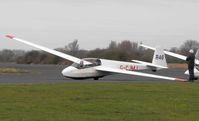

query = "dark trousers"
[[188, 67, 194, 81]]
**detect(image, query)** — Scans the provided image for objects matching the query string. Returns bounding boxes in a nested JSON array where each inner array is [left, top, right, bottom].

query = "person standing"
[[186, 49, 195, 82]]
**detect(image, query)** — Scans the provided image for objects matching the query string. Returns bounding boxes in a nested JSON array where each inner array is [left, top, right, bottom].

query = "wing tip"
[[5, 35, 15, 39], [175, 78, 187, 82]]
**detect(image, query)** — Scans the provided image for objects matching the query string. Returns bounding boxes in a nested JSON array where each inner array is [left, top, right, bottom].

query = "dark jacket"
[[186, 53, 195, 68]]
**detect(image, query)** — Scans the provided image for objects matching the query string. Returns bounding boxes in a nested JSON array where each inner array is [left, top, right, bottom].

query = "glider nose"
[[62, 66, 76, 76]]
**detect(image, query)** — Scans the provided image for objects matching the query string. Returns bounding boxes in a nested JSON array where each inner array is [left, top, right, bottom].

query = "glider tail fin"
[[152, 47, 167, 68], [195, 49, 199, 60]]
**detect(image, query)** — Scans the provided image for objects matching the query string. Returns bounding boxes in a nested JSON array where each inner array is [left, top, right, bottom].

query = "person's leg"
[[193, 68, 195, 81], [189, 68, 194, 82]]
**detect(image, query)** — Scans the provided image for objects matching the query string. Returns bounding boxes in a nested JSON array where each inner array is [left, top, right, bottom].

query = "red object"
[[175, 77, 186, 82], [5, 35, 15, 39], [80, 60, 84, 65]]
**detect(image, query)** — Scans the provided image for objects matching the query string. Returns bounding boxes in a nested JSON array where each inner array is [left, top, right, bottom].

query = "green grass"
[[0, 82, 198, 121], [0, 68, 28, 74]]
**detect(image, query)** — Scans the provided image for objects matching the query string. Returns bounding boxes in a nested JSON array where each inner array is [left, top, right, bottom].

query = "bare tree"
[[0, 49, 15, 62], [108, 41, 117, 49], [118, 40, 134, 54], [180, 40, 199, 55], [65, 39, 79, 56], [170, 47, 178, 52]]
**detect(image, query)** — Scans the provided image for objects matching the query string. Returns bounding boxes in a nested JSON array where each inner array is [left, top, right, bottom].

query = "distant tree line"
[[0, 39, 198, 65]]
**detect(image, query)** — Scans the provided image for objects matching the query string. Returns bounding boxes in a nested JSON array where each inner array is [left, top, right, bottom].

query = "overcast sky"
[[1, 0, 199, 50]]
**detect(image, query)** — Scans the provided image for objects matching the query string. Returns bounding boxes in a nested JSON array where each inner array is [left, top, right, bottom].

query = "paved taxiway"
[[0, 63, 191, 83]]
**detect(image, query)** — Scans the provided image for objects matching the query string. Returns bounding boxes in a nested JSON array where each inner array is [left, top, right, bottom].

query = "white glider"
[[5, 35, 185, 81]]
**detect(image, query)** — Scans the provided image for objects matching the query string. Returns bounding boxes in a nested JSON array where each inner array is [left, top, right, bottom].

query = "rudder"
[[152, 47, 167, 68]]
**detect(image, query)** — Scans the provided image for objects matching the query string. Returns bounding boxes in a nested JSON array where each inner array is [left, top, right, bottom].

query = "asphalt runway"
[[0, 63, 191, 83]]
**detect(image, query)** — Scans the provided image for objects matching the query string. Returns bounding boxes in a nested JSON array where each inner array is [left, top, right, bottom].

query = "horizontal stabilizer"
[[132, 60, 168, 69]]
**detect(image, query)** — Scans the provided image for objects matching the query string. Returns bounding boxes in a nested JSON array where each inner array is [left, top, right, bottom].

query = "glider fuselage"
[[62, 58, 149, 80]]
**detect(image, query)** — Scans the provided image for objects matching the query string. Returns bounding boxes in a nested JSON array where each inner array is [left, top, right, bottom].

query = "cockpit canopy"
[[71, 58, 101, 69]]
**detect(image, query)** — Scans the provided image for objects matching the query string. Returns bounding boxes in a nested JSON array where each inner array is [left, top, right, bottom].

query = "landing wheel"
[[94, 77, 99, 80]]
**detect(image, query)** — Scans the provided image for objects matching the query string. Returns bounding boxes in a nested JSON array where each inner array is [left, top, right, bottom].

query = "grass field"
[[0, 68, 28, 74], [0, 82, 198, 121]]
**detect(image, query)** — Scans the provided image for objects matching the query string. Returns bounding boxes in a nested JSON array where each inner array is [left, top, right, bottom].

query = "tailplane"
[[132, 46, 167, 71]]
